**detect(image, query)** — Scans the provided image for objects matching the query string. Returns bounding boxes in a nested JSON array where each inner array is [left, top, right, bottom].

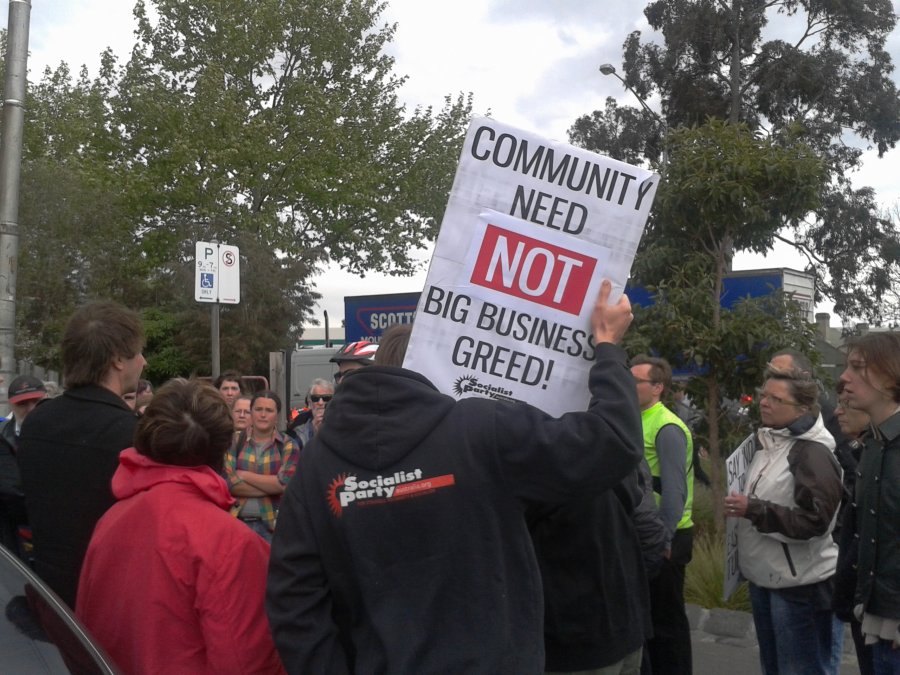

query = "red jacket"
[[76, 448, 285, 675]]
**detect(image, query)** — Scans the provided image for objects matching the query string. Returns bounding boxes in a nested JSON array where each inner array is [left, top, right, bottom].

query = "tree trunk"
[[729, 0, 742, 125], [707, 237, 730, 533], [706, 377, 725, 534]]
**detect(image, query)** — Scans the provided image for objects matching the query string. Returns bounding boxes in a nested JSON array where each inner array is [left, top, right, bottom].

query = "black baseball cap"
[[8, 375, 47, 405]]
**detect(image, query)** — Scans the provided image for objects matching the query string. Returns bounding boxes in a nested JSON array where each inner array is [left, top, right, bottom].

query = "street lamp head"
[[599, 63, 617, 76]]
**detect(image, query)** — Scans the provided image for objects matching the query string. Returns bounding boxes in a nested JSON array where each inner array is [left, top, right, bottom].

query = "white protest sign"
[[723, 434, 756, 601], [403, 117, 659, 416], [195, 241, 241, 304]]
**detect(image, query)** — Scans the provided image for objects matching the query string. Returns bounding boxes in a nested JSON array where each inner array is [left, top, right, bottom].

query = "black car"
[[0, 544, 118, 674]]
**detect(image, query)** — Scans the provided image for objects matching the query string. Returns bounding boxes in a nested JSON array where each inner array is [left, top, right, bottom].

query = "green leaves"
[[9, 0, 473, 375], [655, 119, 823, 253], [573, 0, 900, 322]]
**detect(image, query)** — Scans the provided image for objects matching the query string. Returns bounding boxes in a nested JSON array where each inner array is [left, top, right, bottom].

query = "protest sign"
[[723, 434, 756, 601], [403, 117, 659, 416]]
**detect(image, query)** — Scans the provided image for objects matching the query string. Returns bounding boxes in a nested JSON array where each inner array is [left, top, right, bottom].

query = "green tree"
[[6, 1, 473, 375], [14, 58, 145, 368], [570, 1, 900, 525], [624, 251, 819, 524], [577, 0, 900, 321], [108, 0, 471, 372], [625, 120, 823, 524]]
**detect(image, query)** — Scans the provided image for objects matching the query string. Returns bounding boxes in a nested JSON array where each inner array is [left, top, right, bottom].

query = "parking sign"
[[195, 242, 240, 303]]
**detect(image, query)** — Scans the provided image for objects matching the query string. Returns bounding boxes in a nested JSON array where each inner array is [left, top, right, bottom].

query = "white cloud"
[[12, 0, 900, 327], [27, 0, 137, 77]]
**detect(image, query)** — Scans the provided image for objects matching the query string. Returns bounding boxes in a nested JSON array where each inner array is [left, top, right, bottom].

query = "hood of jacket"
[[111, 447, 235, 510], [315, 365, 456, 471]]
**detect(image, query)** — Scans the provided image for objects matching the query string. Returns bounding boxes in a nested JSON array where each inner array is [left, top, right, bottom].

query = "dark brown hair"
[[214, 370, 244, 392], [630, 354, 673, 395], [375, 325, 412, 367], [846, 333, 900, 403], [134, 379, 234, 472], [62, 301, 144, 387], [251, 390, 282, 413]]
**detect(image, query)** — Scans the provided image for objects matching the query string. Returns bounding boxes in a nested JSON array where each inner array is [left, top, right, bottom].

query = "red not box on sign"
[[470, 224, 597, 315]]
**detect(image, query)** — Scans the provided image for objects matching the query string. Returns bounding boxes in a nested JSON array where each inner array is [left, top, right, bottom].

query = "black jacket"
[[18, 386, 137, 608], [0, 417, 28, 554], [854, 411, 900, 619], [0, 417, 22, 499], [832, 435, 865, 621], [266, 343, 643, 675], [528, 464, 656, 671]]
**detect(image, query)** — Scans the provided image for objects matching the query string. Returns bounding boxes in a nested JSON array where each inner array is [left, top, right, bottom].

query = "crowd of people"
[[0, 289, 897, 675]]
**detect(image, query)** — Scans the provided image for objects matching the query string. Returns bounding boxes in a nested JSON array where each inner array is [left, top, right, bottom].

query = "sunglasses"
[[309, 395, 333, 403]]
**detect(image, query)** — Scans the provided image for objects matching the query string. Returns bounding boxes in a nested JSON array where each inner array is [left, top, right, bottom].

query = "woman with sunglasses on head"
[[224, 390, 299, 543], [724, 366, 843, 675]]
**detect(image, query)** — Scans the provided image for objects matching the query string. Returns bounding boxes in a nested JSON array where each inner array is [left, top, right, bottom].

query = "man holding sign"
[[267, 281, 643, 674]]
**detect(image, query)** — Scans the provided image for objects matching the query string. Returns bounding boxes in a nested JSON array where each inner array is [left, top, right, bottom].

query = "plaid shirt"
[[224, 430, 299, 532]]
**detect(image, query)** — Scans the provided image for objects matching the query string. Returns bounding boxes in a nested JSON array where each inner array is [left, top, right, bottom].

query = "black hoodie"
[[266, 342, 643, 675]]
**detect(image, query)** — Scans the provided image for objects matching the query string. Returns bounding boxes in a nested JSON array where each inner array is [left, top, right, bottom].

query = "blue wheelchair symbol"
[[201, 273, 215, 289]]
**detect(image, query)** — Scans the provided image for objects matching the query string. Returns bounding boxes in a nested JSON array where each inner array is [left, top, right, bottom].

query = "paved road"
[[692, 630, 861, 674], [689, 604, 861, 675]]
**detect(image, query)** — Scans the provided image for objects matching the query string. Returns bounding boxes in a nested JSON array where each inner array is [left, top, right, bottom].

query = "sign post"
[[195, 241, 240, 377]]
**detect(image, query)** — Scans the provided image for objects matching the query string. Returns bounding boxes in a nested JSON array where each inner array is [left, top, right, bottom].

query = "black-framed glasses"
[[632, 376, 657, 385], [309, 395, 333, 403]]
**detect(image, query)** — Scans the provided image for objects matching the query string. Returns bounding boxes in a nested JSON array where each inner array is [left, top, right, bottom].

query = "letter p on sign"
[[470, 224, 596, 315]]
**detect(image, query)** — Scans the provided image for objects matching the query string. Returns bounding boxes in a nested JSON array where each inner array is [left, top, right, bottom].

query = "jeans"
[[828, 615, 845, 675], [749, 582, 835, 675], [239, 518, 273, 543], [872, 640, 900, 675]]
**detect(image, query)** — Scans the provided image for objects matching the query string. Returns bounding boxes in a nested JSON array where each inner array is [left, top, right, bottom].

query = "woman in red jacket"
[[76, 379, 285, 675]]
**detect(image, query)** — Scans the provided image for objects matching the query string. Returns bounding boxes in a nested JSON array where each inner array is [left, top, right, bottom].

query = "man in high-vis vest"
[[631, 355, 694, 675]]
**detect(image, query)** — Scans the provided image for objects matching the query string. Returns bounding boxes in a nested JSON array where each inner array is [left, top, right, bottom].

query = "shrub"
[[691, 479, 716, 538], [685, 528, 751, 612]]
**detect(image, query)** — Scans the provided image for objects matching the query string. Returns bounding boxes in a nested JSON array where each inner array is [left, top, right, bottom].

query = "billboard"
[[344, 292, 420, 342]]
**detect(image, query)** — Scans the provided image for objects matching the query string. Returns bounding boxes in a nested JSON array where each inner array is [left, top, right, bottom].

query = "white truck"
[[269, 347, 339, 427]]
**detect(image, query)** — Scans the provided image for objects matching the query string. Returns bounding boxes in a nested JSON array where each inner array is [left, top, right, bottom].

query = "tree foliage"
[[570, 1, 900, 525], [622, 121, 823, 524], [4, 0, 473, 377], [574, 0, 900, 321], [121, 0, 471, 275]]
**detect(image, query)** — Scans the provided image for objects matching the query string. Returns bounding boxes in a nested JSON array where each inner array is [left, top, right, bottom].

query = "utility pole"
[[0, 0, 31, 410]]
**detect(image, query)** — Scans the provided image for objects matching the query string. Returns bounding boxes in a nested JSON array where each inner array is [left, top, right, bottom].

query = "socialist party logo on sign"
[[469, 224, 596, 315]]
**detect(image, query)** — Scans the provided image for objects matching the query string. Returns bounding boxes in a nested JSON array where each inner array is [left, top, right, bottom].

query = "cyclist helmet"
[[330, 341, 379, 365]]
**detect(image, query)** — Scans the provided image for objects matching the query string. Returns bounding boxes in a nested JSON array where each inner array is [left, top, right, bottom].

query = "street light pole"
[[599, 63, 668, 168], [0, 0, 31, 411], [599, 63, 659, 119]]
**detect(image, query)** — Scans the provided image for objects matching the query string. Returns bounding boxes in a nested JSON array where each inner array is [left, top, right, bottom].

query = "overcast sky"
[[18, 0, 900, 327]]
